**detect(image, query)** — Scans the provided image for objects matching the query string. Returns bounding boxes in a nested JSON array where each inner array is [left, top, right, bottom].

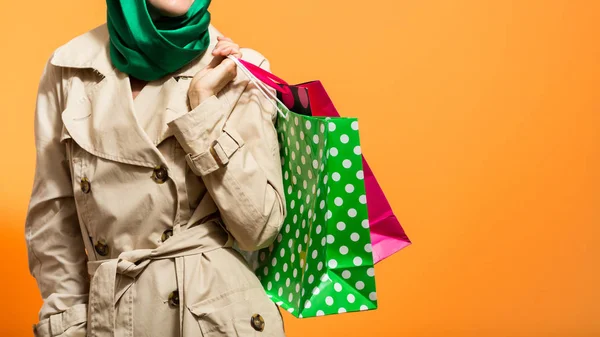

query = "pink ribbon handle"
[[238, 59, 292, 95]]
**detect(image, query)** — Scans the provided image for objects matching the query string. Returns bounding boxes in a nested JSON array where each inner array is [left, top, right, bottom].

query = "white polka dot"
[[338, 308, 347, 314], [348, 209, 357, 217], [263, 266, 269, 275], [354, 257, 363, 266], [345, 184, 355, 193], [360, 305, 369, 311], [304, 234, 308, 244], [332, 172, 341, 181], [290, 199, 296, 209], [359, 195, 367, 204], [321, 274, 330, 282], [295, 141, 300, 151], [319, 200, 325, 209], [305, 300, 311, 309], [300, 205, 304, 214], [283, 263, 289, 272], [327, 235, 335, 244], [295, 229, 299, 238], [337, 222, 346, 231], [297, 244, 303, 254], [330, 147, 338, 157], [328, 259, 338, 268], [312, 250, 318, 259], [362, 219, 370, 228], [291, 254, 296, 263], [340, 134, 349, 144], [320, 123, 325, 133], [319, 149, 324, 159], [275, 272, 280, 282], [313, 135, 319, 144], [297, 190, 302, 200], [367, 268, 375, 277], [299, 258, 305, 268], [356, 281, 365, 290], [291, 151, 296, 160], [328, 122, 336, 132], [369, 292, 377, 301], [308, 275, 314, 284], [306, 195, 311, 204], [306, 120, 311, 129], [342, 270, 351, 279], [323, 175, 328, 184], [339, 246, 349, 255], [342, 159, 352, 168], [317, 261, 324, 271], [325, 210, 333, 220], [325, 296, 334, 306], [347, 294, 356, 303], [280, 248, 286, 257], [290, 127, 295, 136], [312, 160, 319, 169], [285, 224, 291, 233], [288, 308, 295, 313], [312, 287, 320, 295], [316, 310, 325, 316], [356, 170, 364, 180], [278, 288, 283, 296], [334, 197, 344, 206], [288, 239, 293, 249], [315, 225, 322, 235], [312, 185, 316, 194], [351, 233, 360, 242], [351, 121, 359, 130], [288, 293, 294, 302], [354, 146, 362, 155], [296, 166, 301, 175], [334, 283, 343, 292], [267, 282, 272, 290], [296, 283, 300, 292], [294, 117, 299, 125], [287, 186, 292, 195], [365, 243, 373, 253], [301, 156, 306, 165], [321, 237, 327, 246], [272, 258, 277, 266], [308, 170, 313, 179], [284, 171, 289, 180], [300, 131, 305, 140]]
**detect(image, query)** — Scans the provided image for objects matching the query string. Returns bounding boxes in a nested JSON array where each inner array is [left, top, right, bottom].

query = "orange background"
[[1, 1, 599, 336]]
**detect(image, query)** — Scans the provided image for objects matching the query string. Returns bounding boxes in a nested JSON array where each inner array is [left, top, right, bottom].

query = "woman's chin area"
[[147, 0, 195, 17]]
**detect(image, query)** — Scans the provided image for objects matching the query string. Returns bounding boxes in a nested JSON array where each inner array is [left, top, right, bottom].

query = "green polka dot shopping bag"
[[229, 56, 377, 318]]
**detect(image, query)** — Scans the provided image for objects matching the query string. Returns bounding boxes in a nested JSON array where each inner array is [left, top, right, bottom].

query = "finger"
[[217, 36, 233, 42]]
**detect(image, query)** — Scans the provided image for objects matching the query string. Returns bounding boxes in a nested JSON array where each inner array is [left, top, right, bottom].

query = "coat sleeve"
[[168, 55, 286, 251], [25, 58, 89, 337]]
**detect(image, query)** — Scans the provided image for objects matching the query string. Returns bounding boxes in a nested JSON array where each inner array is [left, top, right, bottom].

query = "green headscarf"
[[107, 0, 212, 81]]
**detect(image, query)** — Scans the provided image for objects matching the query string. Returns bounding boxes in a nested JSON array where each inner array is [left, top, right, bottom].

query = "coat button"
[[152, 166, 169, 184], [80, 178, 91, 194], [161, 229, 173, 242], [250, 314, 265, 332], [94, 240, 109, 256], [168, 290, 179, 307]]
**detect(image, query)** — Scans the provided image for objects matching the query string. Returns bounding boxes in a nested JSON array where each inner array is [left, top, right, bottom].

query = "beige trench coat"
[[25, 23, 287, 337]]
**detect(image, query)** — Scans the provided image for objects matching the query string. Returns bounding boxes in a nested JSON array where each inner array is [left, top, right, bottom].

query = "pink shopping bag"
[[240, 60, 411, 263]]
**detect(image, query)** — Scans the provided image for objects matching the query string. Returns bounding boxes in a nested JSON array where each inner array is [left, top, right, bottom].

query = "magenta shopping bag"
[[239, 60, 411, 263]]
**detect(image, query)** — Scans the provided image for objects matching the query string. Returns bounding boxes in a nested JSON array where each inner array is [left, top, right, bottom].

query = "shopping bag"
[[239, 59, 411, 263], [231, 57, 378, 318]]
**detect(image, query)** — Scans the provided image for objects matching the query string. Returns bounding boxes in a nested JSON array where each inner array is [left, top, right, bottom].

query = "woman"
[[25, 0, 287, 336]]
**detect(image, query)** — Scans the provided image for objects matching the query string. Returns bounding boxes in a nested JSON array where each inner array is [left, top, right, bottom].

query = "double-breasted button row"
[[152, 165, 169, 184], [94, 239, 109, 256], [251, 314, 265, 331], [161, 229, 173, 242], [81, 178, 91, 194], [168, 290, 179, 307]]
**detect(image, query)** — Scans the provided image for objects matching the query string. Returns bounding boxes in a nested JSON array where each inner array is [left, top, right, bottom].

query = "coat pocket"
[[187, 286, 285, 337]]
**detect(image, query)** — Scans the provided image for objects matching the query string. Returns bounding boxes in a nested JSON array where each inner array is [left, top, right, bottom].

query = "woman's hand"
[[188, 36, 243, 109]]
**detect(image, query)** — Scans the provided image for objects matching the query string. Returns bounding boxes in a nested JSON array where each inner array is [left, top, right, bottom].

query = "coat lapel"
[[52, 24, 221, 168]]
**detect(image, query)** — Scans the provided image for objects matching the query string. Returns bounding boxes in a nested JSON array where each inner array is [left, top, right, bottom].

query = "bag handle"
[[228, 55, 288, 118], [237, 59, 292, 95]]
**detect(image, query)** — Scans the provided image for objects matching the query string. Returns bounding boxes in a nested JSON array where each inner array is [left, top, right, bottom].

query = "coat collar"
[[55, 23, 223, 168], [50, 23, 221, 79]]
